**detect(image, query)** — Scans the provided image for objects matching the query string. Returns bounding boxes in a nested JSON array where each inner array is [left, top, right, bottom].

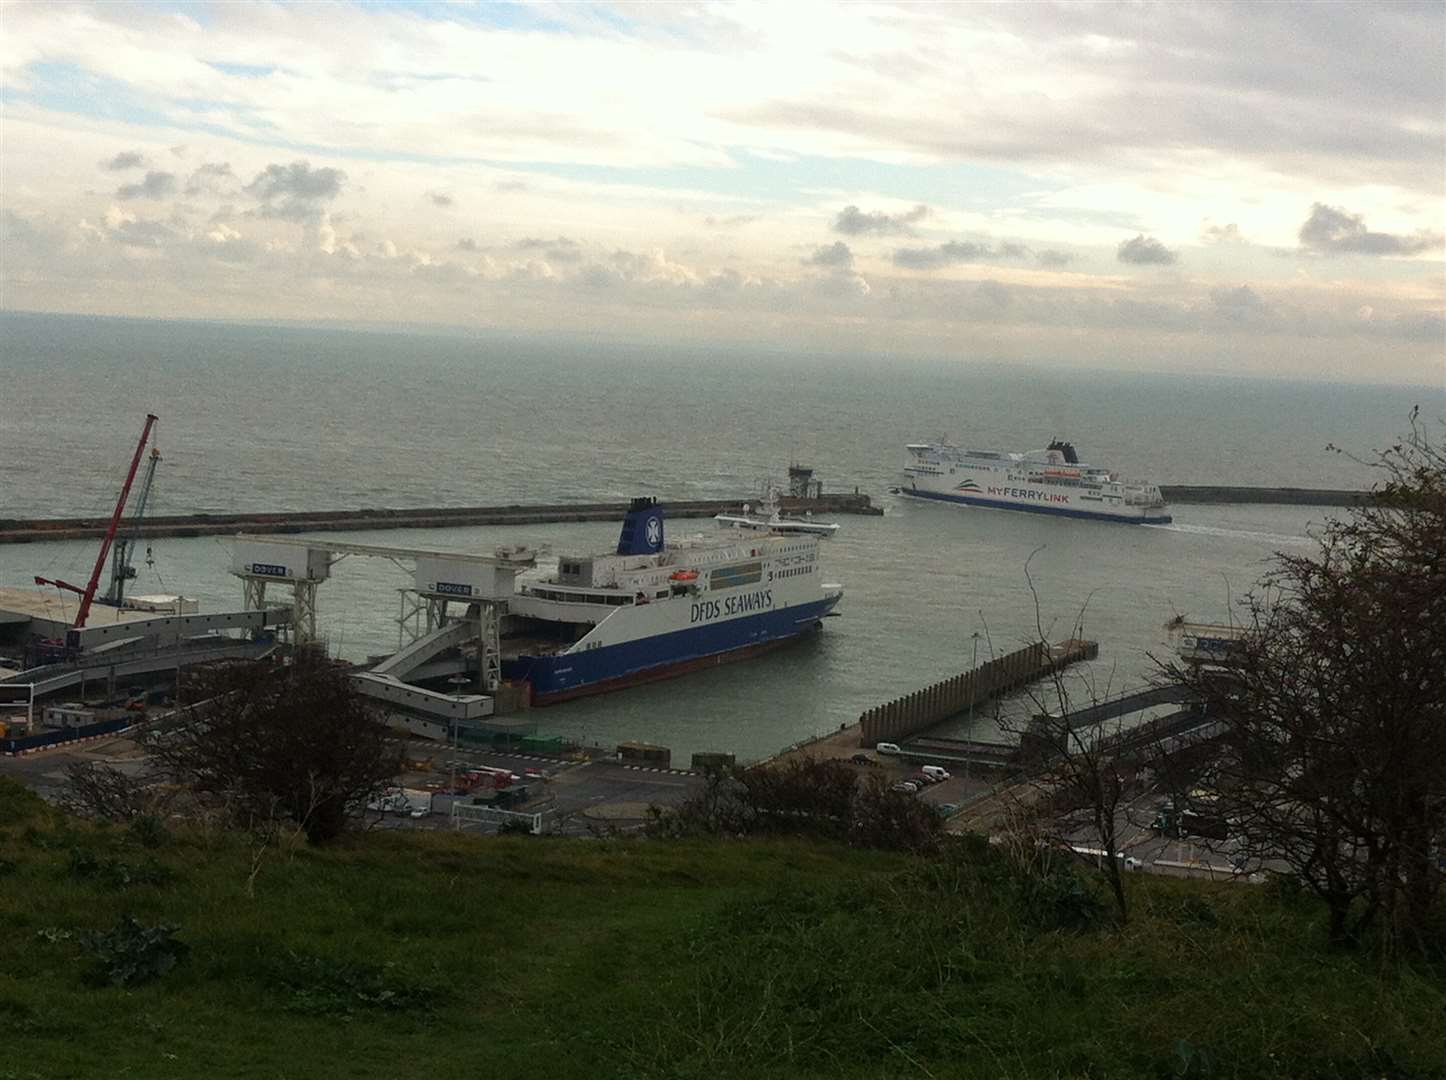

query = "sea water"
[[2, 312, 1440, 760]]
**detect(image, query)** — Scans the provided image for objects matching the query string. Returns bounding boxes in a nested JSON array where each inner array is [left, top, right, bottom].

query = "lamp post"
[[966, 630, 981, 793], [967, 631, 981, 728]]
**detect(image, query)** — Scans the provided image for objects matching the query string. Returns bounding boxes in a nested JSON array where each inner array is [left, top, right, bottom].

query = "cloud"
[[1210, 284, 1274, 326], [704, 214, 759, 228], [833, 203, 930, 236], [804, 241, 853, 268], [1202, 222, 1244, 244], [428, 191, 455, 208], [514, 236, 582, 263], [1393, 313, 1445, 343], [244, 161, 346, 222], [811, 270, 871, 298], [456, 238, 478, 252], [113, 218, 178, 248], [116, 171, 178, 201], [892, 239, 1033, 270], [1035, 249, 1075, 267], [493, 180, 530, 193], [893, 240, 987, 269], [1117, 234, 1177, 265], [185, 162, 234, 196], [102, 151, 147, 171], [1298, 202, 1440, 256]]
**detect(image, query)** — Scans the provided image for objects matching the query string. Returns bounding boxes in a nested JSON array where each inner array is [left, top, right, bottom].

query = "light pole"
[[967, 631, 981, 728], [966, 630, 981, 792]]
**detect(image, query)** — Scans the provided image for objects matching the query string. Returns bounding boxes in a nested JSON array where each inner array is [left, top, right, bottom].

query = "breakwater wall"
[[1160, 486, 1371, 506], [858, 639, 1099, 747], [0, 493, 881, 544]]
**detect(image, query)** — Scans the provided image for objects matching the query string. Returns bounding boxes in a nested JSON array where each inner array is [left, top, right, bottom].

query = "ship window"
[[710, 560, 764, 590]]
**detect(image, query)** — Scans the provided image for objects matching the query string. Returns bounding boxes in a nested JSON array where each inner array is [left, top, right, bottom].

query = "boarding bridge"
[[231, 535, 540, 728], [368, 618, 476, 679], [231, 535, 533, 661], [350, 672, 494, 723], [0, 639, 277, 700], [65, 608, 293, 653]]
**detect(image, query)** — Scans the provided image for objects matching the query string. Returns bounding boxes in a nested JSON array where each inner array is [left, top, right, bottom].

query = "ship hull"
[[505, 594, 840, 704], [899, 484, 1172, 524]]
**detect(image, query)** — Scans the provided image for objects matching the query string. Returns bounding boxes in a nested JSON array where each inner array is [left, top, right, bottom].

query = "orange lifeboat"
[[669, 569, 699, 581]]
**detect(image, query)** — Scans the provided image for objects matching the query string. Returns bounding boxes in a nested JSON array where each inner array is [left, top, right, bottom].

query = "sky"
[[1, 1, 1443, 384]]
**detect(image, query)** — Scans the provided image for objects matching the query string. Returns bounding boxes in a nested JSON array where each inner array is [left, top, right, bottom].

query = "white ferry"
[[502, 498, 843, 703], [899, 439, 1171, 524]]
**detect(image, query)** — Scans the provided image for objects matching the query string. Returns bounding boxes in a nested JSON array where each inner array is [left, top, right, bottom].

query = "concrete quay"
[[1159, 485, 1371, 506], [0, 493, 881, 544]]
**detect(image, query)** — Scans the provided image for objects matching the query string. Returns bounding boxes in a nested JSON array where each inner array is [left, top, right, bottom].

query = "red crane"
[[34, 413, 159, 632]]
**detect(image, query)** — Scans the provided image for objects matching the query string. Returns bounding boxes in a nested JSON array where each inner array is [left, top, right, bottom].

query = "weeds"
[[267, 951, 433, 1017], [77, 916, 188, 987], [66, 848, 175, 889]]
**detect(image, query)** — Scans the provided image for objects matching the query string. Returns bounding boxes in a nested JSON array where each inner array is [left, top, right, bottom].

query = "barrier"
[[858, 640, 1098, 747], [450, 802, 547, 835]]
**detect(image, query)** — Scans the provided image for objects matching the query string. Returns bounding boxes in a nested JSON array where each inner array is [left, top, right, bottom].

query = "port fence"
[[858, 640, 1098, 748], [450, 802, 550, 836]]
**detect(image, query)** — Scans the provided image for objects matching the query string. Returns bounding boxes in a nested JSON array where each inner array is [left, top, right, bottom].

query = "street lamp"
[[967, 631, 981, 729]]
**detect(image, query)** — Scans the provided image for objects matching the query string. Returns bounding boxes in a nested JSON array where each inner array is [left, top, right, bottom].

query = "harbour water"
[[2, 312, 1440, 761]]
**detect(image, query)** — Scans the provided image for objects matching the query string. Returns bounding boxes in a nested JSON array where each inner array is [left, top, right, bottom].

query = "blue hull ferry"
[[501, 499, 843, 704]]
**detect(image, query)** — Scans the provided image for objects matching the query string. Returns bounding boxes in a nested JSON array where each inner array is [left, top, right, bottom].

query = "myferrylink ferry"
[[900, 439, 1171, 524]]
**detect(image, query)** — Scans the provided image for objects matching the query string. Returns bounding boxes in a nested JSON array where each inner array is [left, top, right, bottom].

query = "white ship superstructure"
[[900, 440, 1171, 524]]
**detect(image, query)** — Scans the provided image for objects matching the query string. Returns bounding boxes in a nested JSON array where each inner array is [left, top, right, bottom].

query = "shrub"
[[78, 916, 188, 987], [66, 848, 175, 889]]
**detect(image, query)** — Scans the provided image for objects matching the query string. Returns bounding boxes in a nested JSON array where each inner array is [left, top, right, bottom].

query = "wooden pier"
[[859, 640, 1098, 748]]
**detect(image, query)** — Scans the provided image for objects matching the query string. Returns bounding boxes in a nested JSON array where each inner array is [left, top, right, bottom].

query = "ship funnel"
[[617, 497, 665, 555]]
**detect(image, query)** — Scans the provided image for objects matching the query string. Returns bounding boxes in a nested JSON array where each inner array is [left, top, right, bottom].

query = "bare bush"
[[145, 652, 401, 845]]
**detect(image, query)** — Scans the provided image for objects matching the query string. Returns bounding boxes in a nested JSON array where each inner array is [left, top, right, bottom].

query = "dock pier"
[[0, 493, 880, 544], [859, 640, 1098, 748]]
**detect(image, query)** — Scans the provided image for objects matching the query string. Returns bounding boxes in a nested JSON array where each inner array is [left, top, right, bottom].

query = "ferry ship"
[[900, 439, 1171, 524], [501, 498, 844, 703]]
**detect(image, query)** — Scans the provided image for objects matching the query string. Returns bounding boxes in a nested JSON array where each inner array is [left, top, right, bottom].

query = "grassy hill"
[[1, 778, 1441, 1080]]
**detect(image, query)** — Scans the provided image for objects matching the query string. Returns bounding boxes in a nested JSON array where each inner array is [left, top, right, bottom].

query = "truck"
[[1151, 800, 1229, 841]]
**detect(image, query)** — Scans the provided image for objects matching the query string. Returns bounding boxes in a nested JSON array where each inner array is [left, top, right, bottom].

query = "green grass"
[[1, 778, 1441, 1080]]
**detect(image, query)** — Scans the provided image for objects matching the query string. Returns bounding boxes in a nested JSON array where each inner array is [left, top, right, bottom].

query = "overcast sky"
[[2, 1, 1443, 383]]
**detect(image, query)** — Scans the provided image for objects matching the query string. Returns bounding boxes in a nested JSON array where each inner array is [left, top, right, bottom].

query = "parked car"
[[875, 742, 901, 755], [920, 765, 951, 782], [850, 753, 877, 766], [890, 780, 920, 794]]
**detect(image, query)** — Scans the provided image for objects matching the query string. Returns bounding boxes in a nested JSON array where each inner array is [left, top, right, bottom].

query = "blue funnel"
[[617, 497, 665, 555]]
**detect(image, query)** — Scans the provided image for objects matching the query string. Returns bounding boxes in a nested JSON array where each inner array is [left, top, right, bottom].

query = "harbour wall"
[[0, 493, 880, 544], [1157, 486, 1371, 506], [0, 486, 1374, 544], [858, 639, 1099, 748]]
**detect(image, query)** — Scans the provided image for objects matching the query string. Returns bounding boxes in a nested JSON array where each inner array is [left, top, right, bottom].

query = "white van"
[[875, 742, 901, 755], [920, 765, 951, 782]]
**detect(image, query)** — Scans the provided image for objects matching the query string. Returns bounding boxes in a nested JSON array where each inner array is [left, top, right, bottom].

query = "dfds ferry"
[[900, 439, 1171, 524], [501, 498, 843, 703]]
